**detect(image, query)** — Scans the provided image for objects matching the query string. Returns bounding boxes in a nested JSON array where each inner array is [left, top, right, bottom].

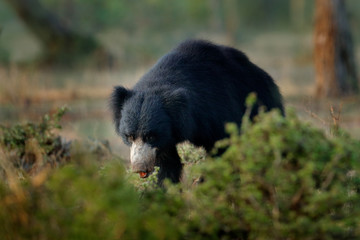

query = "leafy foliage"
[[0, 107, 70, 175], [181, 110, 360, 239], [1, 109, 360, 239]]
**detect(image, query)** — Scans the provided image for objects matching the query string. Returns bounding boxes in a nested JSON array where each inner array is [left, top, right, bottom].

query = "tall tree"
[[314, 0, 358, 97], [5, 0, 112, 66]]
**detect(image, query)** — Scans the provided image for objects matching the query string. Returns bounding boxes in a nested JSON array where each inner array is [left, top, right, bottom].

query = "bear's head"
[[110, 86, 189, 178]]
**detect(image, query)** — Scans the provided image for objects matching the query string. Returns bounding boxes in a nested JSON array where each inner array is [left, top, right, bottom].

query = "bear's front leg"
[[156, 146, 183, 185]]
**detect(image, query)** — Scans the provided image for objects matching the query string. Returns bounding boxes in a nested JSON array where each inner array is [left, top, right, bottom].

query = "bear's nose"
[[131, 161, 149, 173], [131, 162, 153, 179]]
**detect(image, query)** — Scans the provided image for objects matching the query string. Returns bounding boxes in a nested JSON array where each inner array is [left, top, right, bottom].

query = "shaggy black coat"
[[111, 40, 284, 184]]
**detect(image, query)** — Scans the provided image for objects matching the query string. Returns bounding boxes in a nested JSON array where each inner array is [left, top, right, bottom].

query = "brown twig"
[[329, 103, 343, 134]]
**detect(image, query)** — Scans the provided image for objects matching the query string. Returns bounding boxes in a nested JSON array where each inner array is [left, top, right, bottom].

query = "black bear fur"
[[110, 39, 284, 184]]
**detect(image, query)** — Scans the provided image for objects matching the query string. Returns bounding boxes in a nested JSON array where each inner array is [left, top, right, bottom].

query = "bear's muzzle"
[[130, 139, 157, 177]]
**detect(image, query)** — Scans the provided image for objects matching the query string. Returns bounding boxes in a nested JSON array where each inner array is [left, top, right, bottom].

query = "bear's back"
[[166, 39, 250, 69], [134, 40, 251, 92]]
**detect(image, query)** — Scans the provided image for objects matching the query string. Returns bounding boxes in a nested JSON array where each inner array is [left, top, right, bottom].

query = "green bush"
[[0, 109, 359, 239], [0, 107, 70, 175], [0, 159, 180, 240], [174, 110, 360, 239]]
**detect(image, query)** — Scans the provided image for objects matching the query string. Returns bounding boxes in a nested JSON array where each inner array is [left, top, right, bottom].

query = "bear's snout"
[[130, 139, 156, 175]]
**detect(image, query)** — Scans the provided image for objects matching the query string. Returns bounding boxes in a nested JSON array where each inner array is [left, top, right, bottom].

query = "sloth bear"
[[110, 40, 284, 184]]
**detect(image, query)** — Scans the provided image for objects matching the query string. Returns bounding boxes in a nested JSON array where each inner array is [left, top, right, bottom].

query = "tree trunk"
[[314, 0, 358, 97], [5, 0, 112, 67]]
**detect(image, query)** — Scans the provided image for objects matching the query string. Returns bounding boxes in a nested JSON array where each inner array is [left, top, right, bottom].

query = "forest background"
[[0, 0, 360, 157]]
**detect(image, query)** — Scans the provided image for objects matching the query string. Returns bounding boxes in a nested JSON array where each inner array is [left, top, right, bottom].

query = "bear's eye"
[[125, 134, 135, 142], [144, 133, 156, 142]]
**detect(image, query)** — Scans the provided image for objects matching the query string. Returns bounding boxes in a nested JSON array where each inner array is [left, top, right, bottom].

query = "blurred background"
[[0, 0, 359, 158]]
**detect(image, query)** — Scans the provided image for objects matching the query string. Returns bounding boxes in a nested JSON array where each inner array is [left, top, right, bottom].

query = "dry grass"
[[0, 67, 113, 105], [292, 95, 360, 138]]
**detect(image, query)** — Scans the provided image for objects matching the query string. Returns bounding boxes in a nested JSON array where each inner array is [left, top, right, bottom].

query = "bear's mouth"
[[138, 171, 150, 178]]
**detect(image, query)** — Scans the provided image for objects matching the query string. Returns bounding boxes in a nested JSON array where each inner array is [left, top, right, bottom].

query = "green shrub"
[[0, 109, 359, 240], [0, 159, 180, 240], [0, 107, 70, 175], [174, 109, 360, 239]]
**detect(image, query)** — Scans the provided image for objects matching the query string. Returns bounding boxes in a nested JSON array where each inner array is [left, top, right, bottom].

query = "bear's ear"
[[110, 86, 131, 128]]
